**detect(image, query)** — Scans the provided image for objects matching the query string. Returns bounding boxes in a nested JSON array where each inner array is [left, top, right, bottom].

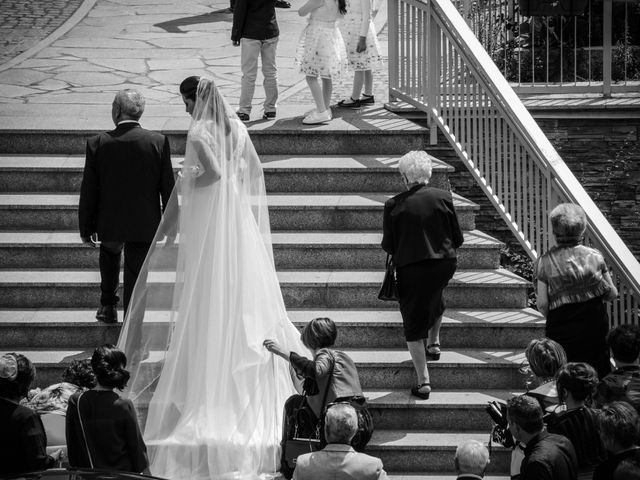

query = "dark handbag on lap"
[[378, 254, 399, 301]]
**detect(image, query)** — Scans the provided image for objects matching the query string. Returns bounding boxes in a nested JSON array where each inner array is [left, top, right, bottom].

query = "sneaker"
[[303, 109, 332, 125], [263, 111, 276, 120], [360, 94, 374, 104], [304, 108, 317, 117], [337, 97, 361, 108], [236, 112, 250, 122]]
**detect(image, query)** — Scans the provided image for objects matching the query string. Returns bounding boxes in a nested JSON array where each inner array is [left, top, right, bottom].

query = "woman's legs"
[[363, 70, 373, 96], [306, 75, 326, 112], [321, 77, 332, 112], [351, 71, 365, 100], [407, 339, 430, 391]]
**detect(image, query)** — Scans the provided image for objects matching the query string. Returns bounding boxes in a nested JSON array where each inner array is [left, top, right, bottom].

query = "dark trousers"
[[99, 241, 151, 315]]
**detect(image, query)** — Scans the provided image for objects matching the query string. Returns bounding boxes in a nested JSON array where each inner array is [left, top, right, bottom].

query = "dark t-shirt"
[[520, 431, 578, 480], [66, 390, 148, 473]]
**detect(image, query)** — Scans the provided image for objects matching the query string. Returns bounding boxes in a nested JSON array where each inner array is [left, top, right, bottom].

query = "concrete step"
[[6, 348, 525, 391], [0, 154, 453, 193], [0, 193, 478, 231], [0, 308, 543, 350], [367, 431, 509, 473], [0, 269, 530, 309], [0, 230, 503, 270]]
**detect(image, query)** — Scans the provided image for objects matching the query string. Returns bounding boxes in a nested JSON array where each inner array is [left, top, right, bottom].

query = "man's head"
[[507, 394, 544, 443], [324, 403, 358, 444], [598, 401, 640, 453], [454, 439, 490, 477], [112, 89, 145, 125], [607, 325, 640, 366]]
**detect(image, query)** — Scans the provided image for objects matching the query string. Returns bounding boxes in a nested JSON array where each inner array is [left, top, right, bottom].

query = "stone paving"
[[0, 0, 389, 119], [0, 0, 84, 65]]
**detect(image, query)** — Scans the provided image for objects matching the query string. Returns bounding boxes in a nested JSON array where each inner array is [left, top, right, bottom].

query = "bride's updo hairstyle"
[[179, 75, 200, 102], [301, 317, 338, 350], [91, 344, 130, 390]]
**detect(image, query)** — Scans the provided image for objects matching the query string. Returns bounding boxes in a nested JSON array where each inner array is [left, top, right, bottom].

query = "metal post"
[[602, 0, 612, 97]]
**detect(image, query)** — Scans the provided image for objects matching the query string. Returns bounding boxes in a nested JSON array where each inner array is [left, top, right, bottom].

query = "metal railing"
[[388, 0, 640, 325], [456, 0, 640, 95]]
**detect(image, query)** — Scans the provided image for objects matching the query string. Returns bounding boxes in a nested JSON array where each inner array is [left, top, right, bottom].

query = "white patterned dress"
[[339, 0, 382, 71], [295, 0, 347, 79]]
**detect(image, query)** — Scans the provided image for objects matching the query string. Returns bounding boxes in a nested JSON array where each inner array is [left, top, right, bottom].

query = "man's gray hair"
[[114, 89, 145, 120], [398, 150, 433, 184], [324, 403, 358, 444], [454, 439, 490, 476]]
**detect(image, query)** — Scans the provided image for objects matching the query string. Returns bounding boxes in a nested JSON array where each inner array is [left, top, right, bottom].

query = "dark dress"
[[65, 390, 148, 473], [0, 397, 56, 475], [381, 184, 464, 341], [536, 244, 613, 378]]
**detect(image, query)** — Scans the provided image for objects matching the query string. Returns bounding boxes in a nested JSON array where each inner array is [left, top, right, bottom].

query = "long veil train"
[[117, 78, 307, 480]]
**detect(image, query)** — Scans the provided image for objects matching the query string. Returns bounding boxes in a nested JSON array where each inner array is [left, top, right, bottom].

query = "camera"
[[485, 401, 515, 448]]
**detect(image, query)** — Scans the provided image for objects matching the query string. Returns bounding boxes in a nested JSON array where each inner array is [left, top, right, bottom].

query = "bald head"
[[112, 89, 145, 124], [455, 440, 490, 477]]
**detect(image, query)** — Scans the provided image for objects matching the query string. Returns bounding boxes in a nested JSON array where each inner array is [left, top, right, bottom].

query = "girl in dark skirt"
[[535, 203, 618, 379], [381, 150, 464, 399]]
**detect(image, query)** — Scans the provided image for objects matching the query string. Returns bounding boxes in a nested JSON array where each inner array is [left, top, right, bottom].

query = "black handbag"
[[378, 254, 399, 301]]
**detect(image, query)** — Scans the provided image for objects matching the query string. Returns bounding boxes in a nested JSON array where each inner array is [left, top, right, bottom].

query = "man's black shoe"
[[96, 305, 117, 324], [275, 0, 291, 7]]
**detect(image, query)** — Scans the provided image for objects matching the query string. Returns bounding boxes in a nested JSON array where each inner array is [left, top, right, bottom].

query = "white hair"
[[454, 440, 490, 476], [324, 404, 358, 444], [114, 89, 145, 120], [398, 150, 433, 184]]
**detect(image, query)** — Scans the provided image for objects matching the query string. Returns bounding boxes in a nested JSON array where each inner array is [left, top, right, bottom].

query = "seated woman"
[[264, 317, 368, 477], [25, 359, 96, 455], [546, 362, 606, 480], [0, 353, 63, 474], [65, 345, 148, 473]]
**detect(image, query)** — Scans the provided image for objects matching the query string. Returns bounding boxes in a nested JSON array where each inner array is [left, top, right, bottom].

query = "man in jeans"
[[231, 0, 279, 121]]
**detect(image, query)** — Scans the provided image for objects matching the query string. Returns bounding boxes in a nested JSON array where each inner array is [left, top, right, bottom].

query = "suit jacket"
[[231, 0, 279, 42], [293, 444, 388, 480], [381, 184, 464, 268], [78, 122, 175, 242]]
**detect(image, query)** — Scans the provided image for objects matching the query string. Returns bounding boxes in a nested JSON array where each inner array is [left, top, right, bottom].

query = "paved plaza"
[[0, 0, 390, 127]]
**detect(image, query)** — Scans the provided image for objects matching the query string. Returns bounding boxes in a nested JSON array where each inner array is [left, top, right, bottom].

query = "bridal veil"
[[117, 77, 306, 480]]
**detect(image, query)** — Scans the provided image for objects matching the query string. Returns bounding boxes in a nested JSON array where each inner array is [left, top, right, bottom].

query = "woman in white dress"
[[117, 76, 307, 480]]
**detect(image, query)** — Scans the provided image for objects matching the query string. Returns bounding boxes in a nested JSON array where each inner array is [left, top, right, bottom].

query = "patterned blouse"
[[535, 244, 611, 312]]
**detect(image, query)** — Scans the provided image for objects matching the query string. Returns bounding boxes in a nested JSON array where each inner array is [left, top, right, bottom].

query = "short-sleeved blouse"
[[535, 244, 611, 311]]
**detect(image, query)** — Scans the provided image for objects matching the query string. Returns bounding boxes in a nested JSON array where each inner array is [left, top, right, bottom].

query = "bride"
[[117, 76, 307, 480]]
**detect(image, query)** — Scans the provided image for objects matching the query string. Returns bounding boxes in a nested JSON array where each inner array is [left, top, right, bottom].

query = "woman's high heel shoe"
[[426, 343, 441, 361], [411, 383, 431, 400]]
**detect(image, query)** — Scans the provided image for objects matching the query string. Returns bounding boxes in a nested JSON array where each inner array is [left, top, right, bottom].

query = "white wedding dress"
[[117, 78, 306, 480]]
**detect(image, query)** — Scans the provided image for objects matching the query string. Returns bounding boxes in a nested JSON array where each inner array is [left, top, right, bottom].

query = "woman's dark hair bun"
[[91, 344, 130, 390], [180, 76, 200, 102]]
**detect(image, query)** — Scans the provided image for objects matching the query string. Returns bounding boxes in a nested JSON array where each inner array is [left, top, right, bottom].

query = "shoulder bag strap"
[[76, 392, 94, 468]]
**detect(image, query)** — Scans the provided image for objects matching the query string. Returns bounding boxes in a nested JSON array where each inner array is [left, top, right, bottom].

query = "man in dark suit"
[[78, 89, 174, 323], [454, 439, 490, 479]]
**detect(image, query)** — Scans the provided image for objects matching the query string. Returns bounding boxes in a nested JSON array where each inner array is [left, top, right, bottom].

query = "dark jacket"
[[66, 390, 148, 473], [593, 447, 640, 480], [78, 122, 174, 242], [231, 0, 279, 42], [381, 184, 464, 268], [596, 365, 640, 413], [290, 348, 363, 417], [0, 397, 55, 475], [520, 431, 577, 480]]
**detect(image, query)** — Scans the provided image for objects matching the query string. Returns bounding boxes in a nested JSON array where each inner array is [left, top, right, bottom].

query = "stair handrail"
[[388, 0, 640, 325]]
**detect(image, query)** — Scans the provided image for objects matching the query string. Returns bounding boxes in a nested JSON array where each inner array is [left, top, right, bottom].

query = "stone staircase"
[[0, 111, 543, 479]]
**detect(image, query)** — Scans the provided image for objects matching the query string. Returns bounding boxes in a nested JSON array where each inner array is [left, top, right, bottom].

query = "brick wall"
[[447, 116, 640, 258]]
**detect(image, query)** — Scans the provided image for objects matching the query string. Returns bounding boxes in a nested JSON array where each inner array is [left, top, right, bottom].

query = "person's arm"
[[602, 270, 619, 301], [289, 349, 333, 379], [357, 0, 371, 49], [190, 135, 222, 185], [299, 0, 323, 17], [536, 280, 549, 317], [159, 135, 175, 212], [231, 0, 248, 43], [123, 400, 150, 473], [381, 200, 395, 254], [19, 410, 58, 471], [78, 139, 99, 247]]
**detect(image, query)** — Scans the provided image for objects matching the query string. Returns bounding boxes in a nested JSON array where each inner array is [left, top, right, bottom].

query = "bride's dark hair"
[[180, 76, 200, 102]]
